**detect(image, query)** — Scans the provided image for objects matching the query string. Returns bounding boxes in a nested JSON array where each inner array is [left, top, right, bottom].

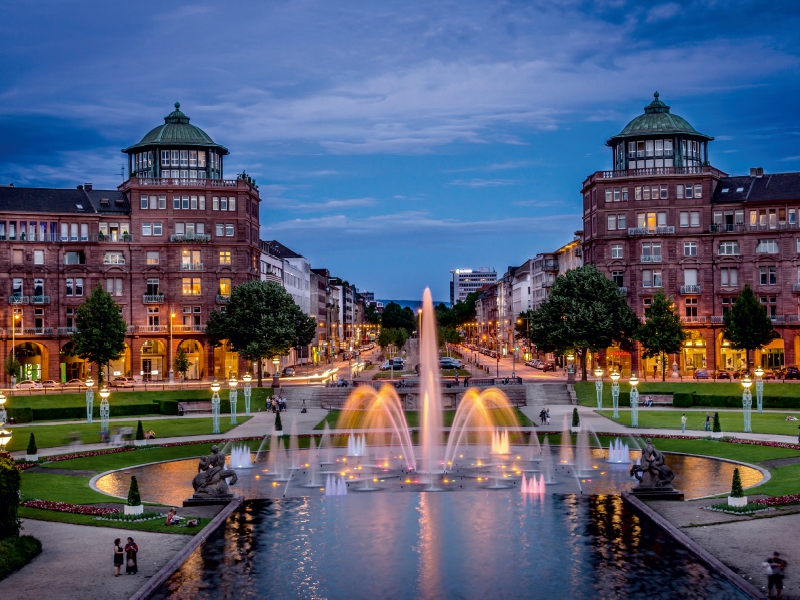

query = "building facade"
[[583, 93, 799, 376], [1, 103, 261, 384], [450, 268, 497, 305]]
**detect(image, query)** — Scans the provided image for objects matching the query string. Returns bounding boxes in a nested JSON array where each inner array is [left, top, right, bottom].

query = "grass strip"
[[595, 409, 800, 436], [0, 535, 42, 582]]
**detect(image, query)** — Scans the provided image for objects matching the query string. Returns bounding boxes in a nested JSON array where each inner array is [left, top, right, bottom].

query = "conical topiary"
[[127, 475, 141, 506], [572, 408, 580, 427], [26, 433, 37, 456], [275, 411, 283, 432], [730, 467, 743, 498], [135, 420, 145, 441], [712, 412, 721, 433]]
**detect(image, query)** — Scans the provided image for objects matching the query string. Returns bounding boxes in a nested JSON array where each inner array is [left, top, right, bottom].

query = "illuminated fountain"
[[608, 438, 631, 464], [229, 444, 254, 469]]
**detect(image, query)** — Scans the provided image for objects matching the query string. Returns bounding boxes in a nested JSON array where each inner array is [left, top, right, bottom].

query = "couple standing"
[[539, 408, 551, 425], [113, 537, 138, 576]]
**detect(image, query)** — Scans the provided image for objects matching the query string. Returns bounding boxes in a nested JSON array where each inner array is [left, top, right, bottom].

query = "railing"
[[142, 294, 165, 304], [789, 315, 800, 323], [710, 315, 724, 324], [679, 285, 702, 294], [136, 177, 239, 188], [169, 234, 212, 243], [542, 281, 553, 288], [793, 284, 800, 292], [681, 316, 707, 324], [138, 325, 168, 333], [770, 315, 787, 324], [709, 224, 745, 233], [542, 259, 558, 270], [589, 165, 726, 183], [8, 296, 29, 305], [216, 294, 230, 303], [172, 324, 206, 333], [180, 263, 204, 271], [98, 234, 133, 242], [748, 222, 800, 232], [23, 327, 53, 335], [31, 295, 50, 304], [57, 326, 76, 335], [640, 254, 662, 263], [628, 226, 675, 236], [618, 286, 628, 295]]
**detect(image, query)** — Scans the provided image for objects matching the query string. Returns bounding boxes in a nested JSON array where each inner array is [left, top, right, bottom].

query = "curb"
[[129, 496, 243, 600], [622, 493, 766, 599]]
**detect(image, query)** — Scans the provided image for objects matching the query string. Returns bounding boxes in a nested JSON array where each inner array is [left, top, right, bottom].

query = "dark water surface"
[[152, 493, 748, 600]]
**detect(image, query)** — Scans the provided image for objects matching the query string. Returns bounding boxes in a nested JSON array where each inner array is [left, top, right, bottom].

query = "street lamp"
[[754, 366, 764, 413], [610, 370, 621, 419], [566, 352, 575, 384], [229, 377, 239, 425], [594, 367, 604, 410], [98, 386, 110, 438], [629, 373, 640, 428], [242, 373, 252, 416], [272, 357, 281, 389], [10, 312, 20, 387], [0, 424, 11, 456], [0, 391, 6, 425], [168, 309, 176, 383], [210, 380, 221, 434], [742, 374, 753, 433], [85, 377, 95, 424]]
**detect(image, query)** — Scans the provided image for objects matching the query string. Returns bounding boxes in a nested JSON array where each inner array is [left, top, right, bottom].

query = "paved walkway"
[[0, 519, 191, 600]]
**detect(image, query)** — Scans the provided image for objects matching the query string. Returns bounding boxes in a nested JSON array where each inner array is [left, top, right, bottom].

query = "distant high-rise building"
[[450, 268, 497, 305]]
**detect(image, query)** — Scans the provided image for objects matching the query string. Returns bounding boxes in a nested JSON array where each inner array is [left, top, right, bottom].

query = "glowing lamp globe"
[[243, 373, 252, 384], [610, 371, 621, 383], [85, 377, 94, 389], [742, 375, 753, 390], [0, 427, 11, 450], [629, 374, 639, 388], [0, 391, 6, 407], [229, 377, 238, 389], [211, 381, 221, 393], [754, 366, 764, 378], [594, 367, 604, 378], [99, 387, 110, 400]]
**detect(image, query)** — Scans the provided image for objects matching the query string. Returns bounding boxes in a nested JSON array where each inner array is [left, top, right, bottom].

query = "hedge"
[[30, 403, 160, 422], [672, 393, 693, 408], [6, 408, 33, 424], [0, 535, 42, 581], [670, 393, 800, 409], [153, 399, 179, 416]]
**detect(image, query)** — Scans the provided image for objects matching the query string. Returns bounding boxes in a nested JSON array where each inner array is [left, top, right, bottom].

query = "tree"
[[290, 308, 318, 362], [381, 302, 417, 334], [514, 309, 536, 349], [274, 411, 283, 432], [0, 457, 21, 539], [635, 290, 686, 381], [127, 475, 141, 507], [4, 352, 20, 381], [26, 433, 37, 456], [523, 266, 640, 380], [206, 281, 315, 387], [730, 467, 743, 498], [173, 346, 191, 380], [572, 407, 580, 428], [722, 284, 778, 370], [364, 304, 381, 325], [135, 420, 145, 441], [437, 326, 462, 348], [377, 328, 395, 351], [71, 285, 128, 385], [712, 412, 721, 433]]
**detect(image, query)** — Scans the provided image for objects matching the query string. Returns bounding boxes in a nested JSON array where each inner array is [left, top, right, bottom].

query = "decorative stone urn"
[[727, 495, 747, 507], [25, 453, 38, 462], [124, 504, 144, 515]]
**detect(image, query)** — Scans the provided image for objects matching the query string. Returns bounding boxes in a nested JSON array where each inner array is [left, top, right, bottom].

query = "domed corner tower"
[[122, 102, 230, 181], [606, 92, 714, 172]]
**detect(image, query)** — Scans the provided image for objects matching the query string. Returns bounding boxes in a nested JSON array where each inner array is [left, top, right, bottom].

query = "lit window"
[[182, 278, 201, 295], [146, 251, 159, 265], [219, 278, 232, 297], [219, 251, 231, 265]]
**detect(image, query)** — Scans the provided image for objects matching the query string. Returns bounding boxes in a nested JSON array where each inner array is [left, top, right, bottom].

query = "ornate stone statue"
[[629, 438, 682, 500], [184, 445, 238, 505]]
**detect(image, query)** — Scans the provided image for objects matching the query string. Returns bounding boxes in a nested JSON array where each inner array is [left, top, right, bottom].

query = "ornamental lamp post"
[[98, 386, 110, 438], [629, 373, 640, 428], [242, 373, 252, 416], [610, 370, 621, 419], [85, 377, 95, 424], [741, 374, 753, 433], [272, 357, 281, 389], [567, 352, 575, 384], [0, 425, 11, 456], [0, 391, 6, 425], [210, 380, 221, 434], [229, 376, 239, 425], [594, 367, 604, 410], [754, 366, 764, 413]]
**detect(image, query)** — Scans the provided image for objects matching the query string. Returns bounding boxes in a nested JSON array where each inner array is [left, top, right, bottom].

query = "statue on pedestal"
[[629, 438, 683, 500], [184, 445, 238, 505]]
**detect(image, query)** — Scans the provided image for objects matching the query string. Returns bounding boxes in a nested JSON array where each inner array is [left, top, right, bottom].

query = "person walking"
[[681, 413, 687, 434], [125, 537, 139, 575], [705, 413, 711, 432], [539, 408, 546, 425], [765, 551, 787, 598], [546, 408, 551, 425], [113, 538, 124, 577]]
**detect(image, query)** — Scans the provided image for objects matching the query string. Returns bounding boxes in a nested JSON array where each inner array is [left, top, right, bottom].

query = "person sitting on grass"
[[165, 507, 183, 526], [785, 415, 798, 421]]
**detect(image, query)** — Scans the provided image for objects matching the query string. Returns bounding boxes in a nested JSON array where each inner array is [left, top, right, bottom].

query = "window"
[[181, 249, 201, 267], [180, 150, 188, 167], [721, 267, 738, 287], [215, 224, 224, 237], [760, 266, 777, 286], [199, 196, 206, 210], [684, 242, 697, 256], [685, 184, 693, 199], [66, 278, 73, 296], [182, 306, 202, 326], [142, 223, 152, 236], [103, 251, 125, 265], [617, 214, 626, 229], [694, 184, 702, 198], [158, 195, 166, 209], [64, 251, 84, 265], [12, 278, 23, 297], [140, 195, 148, 209], [635, 186, 642, 201], [660, 184, 668, 199], [690, 211, 700, 227], [146, 279, 160, 296], [175, 223, 185, 235], [643, 270, 651, 287], [225, 224, 234, 237], [685, 298, 698, 317], [641, 242, 661, 259], [221, 197, 228, 211], [679, 211, 689, 227], [146, 251, 159, 265], [622, 187, 628, 201], [219, 278, 232, 297], [614, 188, 620, 202], [229, 197, 236, 211], [70, 223, 78, 241], [756, 239, 779, 254], [191, 196, 198, 210], [718, 241, 740, 255], [182, 196, 190, 210], [182, 278, 201, 295], [607, 215, 617, 230], [684, 269, 697, 286], [106, 278, 123, 296], [611, 245, 623, 259], [12, 249, 23, 264], [173, 196, 180, 209], [66, 307, 74, 329], [153, 223, 162, 236], [147, 306, 160, 327], [213, 197, 219, 210], [219, 251, 232, 265]]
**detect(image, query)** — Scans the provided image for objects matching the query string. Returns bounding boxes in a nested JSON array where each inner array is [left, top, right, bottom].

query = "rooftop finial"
[[175, 101, 180, 109], [654, 91, 659, 99]]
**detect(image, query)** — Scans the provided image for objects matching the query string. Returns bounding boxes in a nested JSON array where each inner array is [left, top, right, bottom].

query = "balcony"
[[216, 294, 231, 303], [770, 315, 788, 324], [640, 254, 662, 263], [792, 284, 800, 292], [8, 295, 29, 305], [542, 259, 559, 271], [24, 327, 53, 335], [138, 325, 168, 333], [681, 316, 707, 324], [586, 165, 727, 185], [748, 222, 800, 232], [135, 177, 240, 188], [98, 234, 133, 242], [628, 226, 675, 236], [618, 286, 628, 295], [142, 294, 165, 304], [710, 315, 724, 324], [709, 224, 745, 233], [57, 326, 77, 335], [169, 234, 212, 243], [31, 295, 51, 305], [542, 281, 554, 288], [180, 263, 204, 271], [679, 285, 702, 294], [172, 324, 206, 333]]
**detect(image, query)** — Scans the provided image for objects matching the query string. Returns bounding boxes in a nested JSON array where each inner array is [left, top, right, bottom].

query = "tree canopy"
[[71, 285, 128, 384], [381, 302, 417, 334], [206, 281, 316, 386], [635, 290, 686, 381], [377, 328, 408, 353], [721, 283, 777, 369], [523, 266, 640, 380], [364, 304, 381, 325], [434, 292, 479, 328]]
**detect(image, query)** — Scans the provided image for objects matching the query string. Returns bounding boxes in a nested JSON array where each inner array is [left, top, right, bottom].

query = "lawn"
[[7, 416, 250, 452], [371, 371, 417, 380], [595, 409, 800, 436], [16, 506, 210, 534], [315, 407, 534, 430]]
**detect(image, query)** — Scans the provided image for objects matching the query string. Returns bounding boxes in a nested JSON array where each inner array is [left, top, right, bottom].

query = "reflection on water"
[[151, 493, 748, 600], [95, 448, 763, 506]]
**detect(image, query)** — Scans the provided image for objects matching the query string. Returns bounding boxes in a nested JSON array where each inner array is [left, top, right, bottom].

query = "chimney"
[[749, 168, 764, 178], [76, 185, 83, 190], [84, 182, 93, 191]]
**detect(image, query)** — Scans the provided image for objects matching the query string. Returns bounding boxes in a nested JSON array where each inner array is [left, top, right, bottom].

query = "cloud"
[[266, 197, 377, 211], [512, 200, 561, 207], [779, 156, 800, 162], [449, 178, 516, 188], [646, 3, 681, 23]]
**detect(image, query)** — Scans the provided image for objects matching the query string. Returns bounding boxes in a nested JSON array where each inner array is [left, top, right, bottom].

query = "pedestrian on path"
[[764, 551, 787, 598], [681, 413, 687, 434], [113, 538, 124, 577], [539, 408, 546, 425], [546, 408, 551, 425], [125, 537, 139, 574], [705, 413, 711, 432]]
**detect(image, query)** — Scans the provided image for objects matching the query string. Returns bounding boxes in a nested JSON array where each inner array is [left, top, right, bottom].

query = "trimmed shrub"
[[731, 468, 743, 498], [275, 411, 283, 432], [0, 535, 42, 581], [127, 475, 141, 506], [0, 458, 21, 540], [713, 412, 721, 433], [135, 420, 145, 441], [6, 408, 32, 424], [154, 400, 179, 415], [572, 408, 580, 427], [686, 395, 800, 409], [26, 434, 36, 456], [672, 392, 693, 408]]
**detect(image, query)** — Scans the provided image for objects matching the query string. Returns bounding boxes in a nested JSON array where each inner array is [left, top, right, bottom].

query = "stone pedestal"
[[631, 471, 684, 501], [183, 494, 237, 507]]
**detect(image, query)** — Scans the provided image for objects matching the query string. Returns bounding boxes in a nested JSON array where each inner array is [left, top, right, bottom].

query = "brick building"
[[1, 102, 260, 384], [582, 93, 799, 376]]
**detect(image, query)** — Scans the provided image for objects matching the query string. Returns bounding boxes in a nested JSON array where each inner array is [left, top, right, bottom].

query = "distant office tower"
[[450, 268, 497, 305]]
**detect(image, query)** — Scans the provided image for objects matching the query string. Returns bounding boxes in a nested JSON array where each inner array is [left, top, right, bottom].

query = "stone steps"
[[525, 383, 571, 406]]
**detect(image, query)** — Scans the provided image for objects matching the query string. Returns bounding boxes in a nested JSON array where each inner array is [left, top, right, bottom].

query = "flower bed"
[[95, 511, 163, 523], [753, 494, 800, 507], [20, 500, 120, 516], [704, 503, 774, 515], [41, 446, 137, 464]]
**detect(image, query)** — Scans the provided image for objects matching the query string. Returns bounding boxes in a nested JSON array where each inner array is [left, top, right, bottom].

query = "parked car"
[[784, 366, 800, 380], [438, 358, 463, 369], [282, 367, 296, 377], [693, 368, 709, 379], [541, 363, 556, 372], [110, 377, 136, 388], [392, 357, 405, 370], [761, 370, 777, 381], [40, 380, 58, 388], [715, 370, 731, 380], [62, 379, 88, 389], [380, 360, 393, 371], [15, 379, 41, 389]]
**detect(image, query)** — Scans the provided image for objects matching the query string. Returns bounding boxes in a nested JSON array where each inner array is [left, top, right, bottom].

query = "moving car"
[[282, 367, 296, 377], [693, 368, 709, 379], [15, 380, 41, 389], [40, 380, 58, 388], [110, 377, 136, 388], [540, 363, 556, 372], [62, 379, 88, 389]]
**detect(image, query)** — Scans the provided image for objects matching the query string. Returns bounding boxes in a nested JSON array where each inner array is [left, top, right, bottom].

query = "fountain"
[[608, 437, 631, 464], [521, 473, 545, 494], [324, 474, 348, 496], [558, 415, 573, 465], [229, 444, 254, 469], [347, 433, 367, 457], [418, 288, 444, 479]]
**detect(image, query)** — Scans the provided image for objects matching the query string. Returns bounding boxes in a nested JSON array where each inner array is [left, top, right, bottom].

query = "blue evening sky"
[[1, 1, 799, 301]]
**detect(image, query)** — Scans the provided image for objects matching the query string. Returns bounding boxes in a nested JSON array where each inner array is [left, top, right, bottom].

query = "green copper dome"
[[123, 102, 229, 154], [606, 92, 712, 146]]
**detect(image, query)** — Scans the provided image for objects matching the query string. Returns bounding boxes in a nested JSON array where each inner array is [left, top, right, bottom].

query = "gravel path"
[[0, 520, 191, 600]]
